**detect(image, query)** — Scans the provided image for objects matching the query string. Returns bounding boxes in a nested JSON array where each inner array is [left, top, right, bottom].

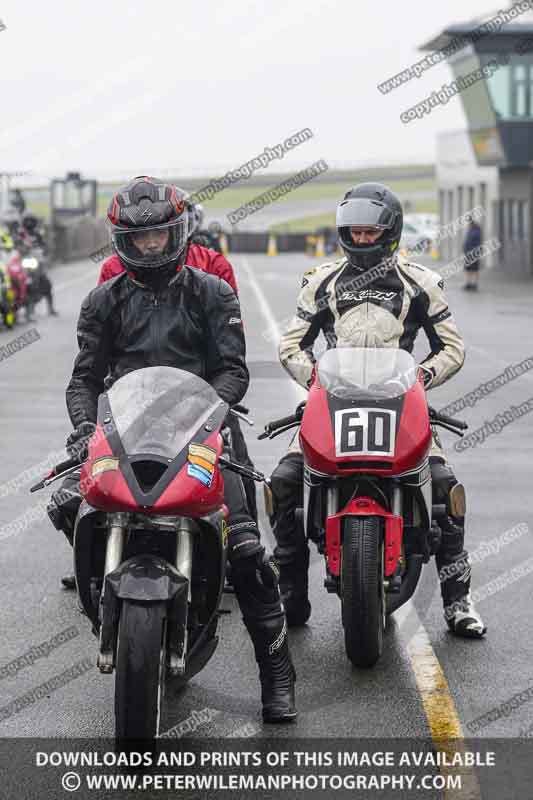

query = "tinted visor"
[[112, 217, 189, 270], [336, 198, 396, 230]]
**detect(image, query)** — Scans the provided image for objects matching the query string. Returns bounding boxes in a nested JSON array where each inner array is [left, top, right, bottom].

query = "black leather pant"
[[270, 451, 471, 608]]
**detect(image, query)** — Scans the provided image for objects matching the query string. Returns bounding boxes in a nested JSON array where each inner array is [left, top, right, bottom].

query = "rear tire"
[[115, 601, 167, 740], [341, 516, 385, 668]]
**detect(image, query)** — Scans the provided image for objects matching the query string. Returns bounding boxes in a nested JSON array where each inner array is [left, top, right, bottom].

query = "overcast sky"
[[0, 0, 498, 181]]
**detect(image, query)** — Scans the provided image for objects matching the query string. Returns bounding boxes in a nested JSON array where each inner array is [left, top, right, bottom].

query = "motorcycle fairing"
[[301, 375, 431, 476], [94, 390, 227, 509], [73, 502, 227, 632]]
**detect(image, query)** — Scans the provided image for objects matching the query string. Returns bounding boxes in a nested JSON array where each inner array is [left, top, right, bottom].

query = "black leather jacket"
[[66, 267, 249, 427]]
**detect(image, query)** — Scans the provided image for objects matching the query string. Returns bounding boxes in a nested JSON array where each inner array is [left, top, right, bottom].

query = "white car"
[[400, 220, 433, 254], [407, 213, 439, 238]]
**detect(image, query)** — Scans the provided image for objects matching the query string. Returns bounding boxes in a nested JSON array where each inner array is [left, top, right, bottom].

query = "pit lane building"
[[421, 3, 533, 276]]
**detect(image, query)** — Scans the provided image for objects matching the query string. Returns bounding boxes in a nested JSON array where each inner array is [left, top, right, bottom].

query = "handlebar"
[[218, 455, 265, 482], [29, 455, 81, 493], [258, 402, 306, 440], [428, 406, 468, 431]]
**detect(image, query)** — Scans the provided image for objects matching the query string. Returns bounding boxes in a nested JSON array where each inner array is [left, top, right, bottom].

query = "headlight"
[[22, 258, 38, 270]]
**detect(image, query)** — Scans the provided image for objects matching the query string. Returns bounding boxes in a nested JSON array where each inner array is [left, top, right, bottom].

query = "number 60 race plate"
[[334, 408, 397, 457]]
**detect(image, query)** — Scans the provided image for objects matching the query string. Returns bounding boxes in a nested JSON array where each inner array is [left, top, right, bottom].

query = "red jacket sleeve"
[[98, 255, 125, 285], [186, 244, 238, 295], [209, 251, 238, 295]]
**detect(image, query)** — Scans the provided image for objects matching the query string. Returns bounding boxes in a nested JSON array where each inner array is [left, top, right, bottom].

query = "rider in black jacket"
[[47, 176, 296, 723]]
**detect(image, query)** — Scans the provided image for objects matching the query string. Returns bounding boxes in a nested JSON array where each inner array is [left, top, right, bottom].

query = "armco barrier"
[[227, 232, 310, 253]]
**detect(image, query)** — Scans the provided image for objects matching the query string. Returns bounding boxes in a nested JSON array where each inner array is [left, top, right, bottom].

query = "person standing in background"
[[10, 188, 26, 216], [462, 216, 482, 291]]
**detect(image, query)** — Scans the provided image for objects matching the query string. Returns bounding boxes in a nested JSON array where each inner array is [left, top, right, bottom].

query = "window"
[[498, 199, 505, 244], [482, 54, 533, 119], [518, 200, 526, 240], [479, 182, 487, 216], [507, 199, 514, 240], [511, 63, 533, 117]]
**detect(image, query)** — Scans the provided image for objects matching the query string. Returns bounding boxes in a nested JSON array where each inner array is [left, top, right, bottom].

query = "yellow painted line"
[[398, 603, 482, 800]]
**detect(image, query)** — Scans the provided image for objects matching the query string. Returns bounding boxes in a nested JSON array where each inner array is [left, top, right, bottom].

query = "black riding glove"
[[66, 421, 96, 461]]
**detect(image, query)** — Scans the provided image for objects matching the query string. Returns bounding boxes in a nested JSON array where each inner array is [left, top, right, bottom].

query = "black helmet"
[[192, 203, 205, 232], [21, 213, 40, 232], [336, 183, 403, 269], [107, 176, 191, 286]]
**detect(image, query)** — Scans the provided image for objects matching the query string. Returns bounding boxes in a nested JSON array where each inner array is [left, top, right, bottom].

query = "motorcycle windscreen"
[[106, 366, 224, 459], [317, 347, 417, 401]]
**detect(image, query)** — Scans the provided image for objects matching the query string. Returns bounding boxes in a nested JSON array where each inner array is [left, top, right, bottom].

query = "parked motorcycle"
[[21, 247, 52, 316], [31, 366, 262, 739], [260, 347, 467, 668], [0, 263, 15, 329], [5, 251, 29, 321]]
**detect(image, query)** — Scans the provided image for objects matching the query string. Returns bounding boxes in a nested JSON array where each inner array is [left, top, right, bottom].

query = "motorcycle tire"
[[341, 516, 385, 668], [115, 600, 167, 740]]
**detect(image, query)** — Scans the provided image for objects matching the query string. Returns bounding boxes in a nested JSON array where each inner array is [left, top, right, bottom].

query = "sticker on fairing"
[[187, 443, 216, 486], [187, 463, 213, 487], [334, 408, 397, 457]]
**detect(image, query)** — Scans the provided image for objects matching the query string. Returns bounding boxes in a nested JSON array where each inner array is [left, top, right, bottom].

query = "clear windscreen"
[[317, 347, 417, 400], [106, 367, 224, 459]]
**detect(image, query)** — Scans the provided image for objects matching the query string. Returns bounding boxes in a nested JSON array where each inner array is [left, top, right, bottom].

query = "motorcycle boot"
[[225, 476, 297, 723], [432, 458, 487, 639], [230, 546, 297, 723]]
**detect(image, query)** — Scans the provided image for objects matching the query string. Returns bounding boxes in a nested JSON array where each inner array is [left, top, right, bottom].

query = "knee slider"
[[430, 460, 466, 517]]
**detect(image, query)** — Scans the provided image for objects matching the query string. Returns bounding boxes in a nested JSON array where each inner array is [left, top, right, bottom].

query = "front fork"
[[97, 513, 127, 672], [96, 514, 195, 676], [169, 519, 194, 676], [385, 484, 403, 590], [323, 483, 404, 592]]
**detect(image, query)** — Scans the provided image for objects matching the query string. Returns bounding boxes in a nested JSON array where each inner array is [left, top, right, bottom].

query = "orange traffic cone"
[[267, 234, 278, 256], [315, 235, 325, 258]]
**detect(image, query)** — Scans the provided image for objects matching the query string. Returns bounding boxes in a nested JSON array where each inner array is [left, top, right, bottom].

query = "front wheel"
[[115, 601, 167, 740], [341, 516, 385, 668]]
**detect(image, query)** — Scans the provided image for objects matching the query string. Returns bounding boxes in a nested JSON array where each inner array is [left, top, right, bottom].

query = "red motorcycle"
[[6, 250, 29, 319], [261, 347, 467, 668], [32, 366, 261, 739]]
